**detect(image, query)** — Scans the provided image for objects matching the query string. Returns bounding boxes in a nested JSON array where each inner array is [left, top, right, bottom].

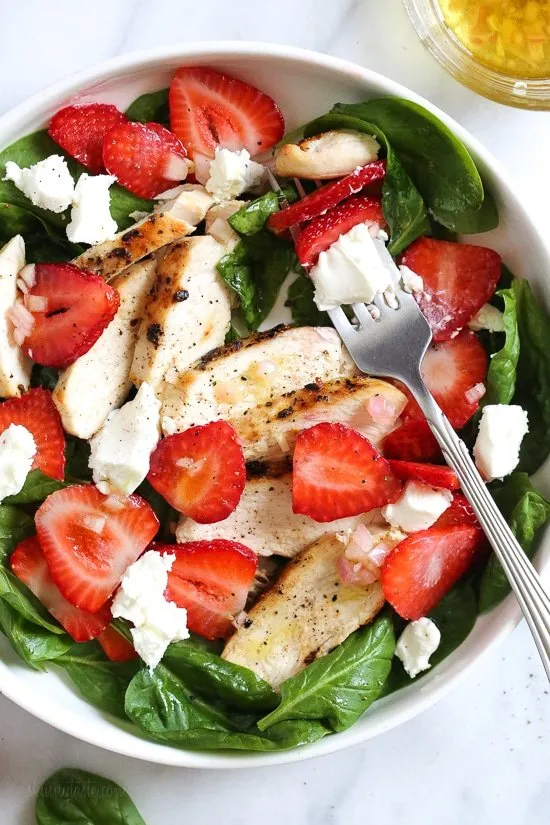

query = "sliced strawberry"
[[268, 161, 387, 235], [97, 625, 137, 662], [382, 419, 441, 462], [21, 263, 120, 369], [10, 536, 111, 641], [35, 485, 159, 613], [48, 104, 127, 174], [389, 460, 459, 490], [0, 388, 65, 480], [147, 421, 246, 524], [421, 330, 487, 429], [381, 524, 480, 620], [161, 540, 258, 640], [103, 120, 188, 199], [295, 196, 385, 268], [400, 238, 501, 342], [169, 66, 284, 158], [292, 422, 402, 523]]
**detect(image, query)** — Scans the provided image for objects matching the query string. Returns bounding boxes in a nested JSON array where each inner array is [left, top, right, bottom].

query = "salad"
[[0, 64, 549, 754]]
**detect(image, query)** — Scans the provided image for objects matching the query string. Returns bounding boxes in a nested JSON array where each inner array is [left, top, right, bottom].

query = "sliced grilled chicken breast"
[[222, 533, 385, 688], [0, 235, 31, 397], [233, 376, 407, 463], [275, 131, 380, 179], [176, 472, 366, 557], [53, 259, 157, 438], [160, 325, 356, 434], [73, 185, 213, 281], [130, 236, 232, 390]]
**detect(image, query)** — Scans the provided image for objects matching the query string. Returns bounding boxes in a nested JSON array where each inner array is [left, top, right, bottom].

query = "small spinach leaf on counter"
[[479, 473, 550, 611], [36, 768, 147, 825], [126, 88, 169, 125], [0, 602, 71, 670], [258, 616, 395, 733], [3, 469, 67, 504], [285, 272, 331, 327], [0, 505, 34, 564], [229, 192, 280, 236], [484, 285, 520, 405]]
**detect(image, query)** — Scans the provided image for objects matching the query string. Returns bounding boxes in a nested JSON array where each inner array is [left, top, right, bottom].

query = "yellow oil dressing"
[[437, 0, 550, 79]]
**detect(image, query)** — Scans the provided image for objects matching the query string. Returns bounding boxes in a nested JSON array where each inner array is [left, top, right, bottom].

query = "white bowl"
[[1, 42, 549, 769]]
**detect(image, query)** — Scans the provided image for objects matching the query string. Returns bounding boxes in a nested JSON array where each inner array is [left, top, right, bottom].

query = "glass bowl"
[[403, 0, 550, 110]]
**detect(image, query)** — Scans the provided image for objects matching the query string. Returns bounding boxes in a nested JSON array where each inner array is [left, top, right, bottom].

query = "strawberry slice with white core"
[[295, 196, 386, 269], [10, 536, 111, 641], [48, 104, 127, 174], [161, 540, 258, 640], [267, 160, 387, 235], [400, 237, 501, 342], [169, 66, 285, 158], [292, 422, 403, 523], [0, 388, 65, 480], [35, 485, 159, 613], [103, 120, 189, 199], [20, 263, 120, 368], [97, 625, 137, 662]]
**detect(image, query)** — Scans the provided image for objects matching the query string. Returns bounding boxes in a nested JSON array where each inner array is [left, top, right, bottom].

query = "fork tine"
[[351, 303, 374, 326]]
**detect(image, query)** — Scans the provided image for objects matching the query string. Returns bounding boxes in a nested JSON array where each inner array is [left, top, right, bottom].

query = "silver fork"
[[328, 290, 550, 679]]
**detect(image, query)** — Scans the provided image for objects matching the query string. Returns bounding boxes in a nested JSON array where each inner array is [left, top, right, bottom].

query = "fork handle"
[[410, 377, 550, 680]]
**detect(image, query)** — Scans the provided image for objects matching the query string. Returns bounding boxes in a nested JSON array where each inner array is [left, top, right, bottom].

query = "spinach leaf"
[[332, 98, 495, 234], [479, 473, 550, 611], [0, 567, 63, 634], [65, 437, 93, 483], [145, 719, 330, 752], [484, 285, 520, 405], [228, 192, 280, 236], [0, 203, 83, 262], [31, 364, 59, 391], [3, 469, 67, 504], [35, 768, 147, 825], [258, 616, 395, 733], [285, 272, 331, 327], [0, 504, 34, 563], [126, 88, 169, 125], [303, 113, 430, 256], [135, 479, 178, 542], [0, 602, 71, 669], [55, 641, 140, 719]]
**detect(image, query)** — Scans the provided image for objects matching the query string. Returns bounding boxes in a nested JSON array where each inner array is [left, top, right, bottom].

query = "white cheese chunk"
[[111, 550, 189, 669], [0, 423, 36, 500], [382, 480, 453, 533], [89, 382, 161, 495], [399, 264, 424, 294], [4, 155, 74, 213], [311, 223, 393, 311], [473, 404, 529, 481], [66, 173, 118, 245], [206, 148, 265, 202], [395, 617, 441, 678], [0, 235, 31, 397], [468, 303, 505, 333]]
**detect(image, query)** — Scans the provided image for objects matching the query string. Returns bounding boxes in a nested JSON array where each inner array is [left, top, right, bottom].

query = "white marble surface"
[[1, 1, 550, 822]]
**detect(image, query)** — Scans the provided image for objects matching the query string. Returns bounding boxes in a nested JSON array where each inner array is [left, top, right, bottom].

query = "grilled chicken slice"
[[160, 325, 356, 434], [130, 236, 232, 390], [0, 235, 31, 397], [275, 130, 380, 179], [73, 185, 213, 281], [233, 376, 407, 463], [176, 472, 366, 557], [53, 259, 157, 438], [222, 533, 385, 688]]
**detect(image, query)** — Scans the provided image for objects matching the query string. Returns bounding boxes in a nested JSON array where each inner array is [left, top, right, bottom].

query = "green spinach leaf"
[[31, 364, 59, 391], [3, 469, 67, 504], [0, 567, 63, 634], [126, 88, 169, 125], [258, 616, 395, 733], [144, 719, 330, 752], [35, 768, 147, 825], [0, 504, 34, 563], [135, 479, 178, 542], [484, 285, 520, 405], [0, 602, 71, 669], [285, 272, 331, 327], [228, 192, 280, 236], [65, 437, 93, 483]]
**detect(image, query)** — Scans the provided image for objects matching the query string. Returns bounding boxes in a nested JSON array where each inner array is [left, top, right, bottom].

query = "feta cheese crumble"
[[66, 173, 118, 245], [468, 303, 505, 333], [0, 235, 31, 397], [4, 155, 75, 213], [111, 550, 189, 669], [311, 223, 394, 311], [395, 617, 441, 678], [473, 404, 529, 481], [399, 264, 424, 294], [0, 424, 36, 500], [382, 480, 453, 533], [205, 148, 265, 202], [89, 382, 161, 495]]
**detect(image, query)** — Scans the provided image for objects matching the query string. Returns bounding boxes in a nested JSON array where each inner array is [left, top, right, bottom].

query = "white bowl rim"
[[0, 40, 546, 769]]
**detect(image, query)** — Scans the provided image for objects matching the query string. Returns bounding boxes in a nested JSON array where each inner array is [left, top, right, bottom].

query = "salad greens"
[[484, 286, 521, 406], [228, 192, 280, 236], [125, 88, 169, 125], [285, 272, 331, 326]]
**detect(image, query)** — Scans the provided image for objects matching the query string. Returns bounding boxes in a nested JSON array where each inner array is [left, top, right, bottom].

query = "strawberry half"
[[21, 263, 120, 368], [295, 196, 385, 269], [0, 388, 65, 480], [400, 238, 501, 341], [381, 524, 480, 620], [35, 485, 159, 613], [48, 103, 127, 174], [10, 536, 111, 641], [147, 421, 246, 524], [268, 161, 387, 235], [161, 539, 258, 640], [103, 120, 188, 199], [292, 422, 402, 523], [97, 625, 137, 662], [389, 460, 459, 490], [169, 66, 284, 158], [382, 419, 441, 462]]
